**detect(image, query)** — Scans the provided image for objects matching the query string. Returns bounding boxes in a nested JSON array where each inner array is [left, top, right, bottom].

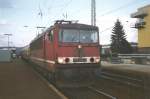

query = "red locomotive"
[[24, 20, 101, 87]]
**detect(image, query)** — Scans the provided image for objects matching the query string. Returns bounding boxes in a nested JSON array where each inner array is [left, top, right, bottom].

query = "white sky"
[[0, 0, 149, 47]]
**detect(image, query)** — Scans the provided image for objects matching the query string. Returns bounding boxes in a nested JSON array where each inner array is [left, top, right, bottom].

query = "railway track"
[[60, 86, 117, 99], [92, 71, 146, 99], [88, 86, 117, 99], [29, 61, 146, 99], [31, 62, 117, 99], [100, 71, 144, 88], [36, 68, 146, 99], [34, 65, 145, 99]]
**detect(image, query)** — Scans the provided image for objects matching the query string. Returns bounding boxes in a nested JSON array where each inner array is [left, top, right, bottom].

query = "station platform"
[[101, 61, 150, 98], [102, 61, 150, 75], [101, 61, 150, 82], [0, 59, 62, 99]]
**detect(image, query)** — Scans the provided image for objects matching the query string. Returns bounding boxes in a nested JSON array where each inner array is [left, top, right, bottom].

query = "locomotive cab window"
[[59, 29, 98, 43], [79, 30, 98, 43], [59, 29, 79, 43]]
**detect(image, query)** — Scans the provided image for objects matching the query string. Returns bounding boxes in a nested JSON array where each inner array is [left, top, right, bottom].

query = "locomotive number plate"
[[73, 58, 87, 62]]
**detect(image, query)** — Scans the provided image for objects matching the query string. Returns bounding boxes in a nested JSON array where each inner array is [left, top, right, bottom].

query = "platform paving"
[[0, 59, 61, 99], [102, 62, 150, 99]]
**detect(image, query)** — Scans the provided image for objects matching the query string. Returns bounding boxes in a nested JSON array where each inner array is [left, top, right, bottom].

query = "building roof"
[[131, 4, 150, 18], [138, 4, 150, 10]]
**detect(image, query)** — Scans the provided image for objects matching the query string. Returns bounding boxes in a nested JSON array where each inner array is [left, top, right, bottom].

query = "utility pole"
[[91, 0, 96, 26], [4, 34, 12, 50]]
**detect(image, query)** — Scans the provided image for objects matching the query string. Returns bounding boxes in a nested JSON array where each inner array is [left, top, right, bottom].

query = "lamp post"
[[4, 33, 12, 50]]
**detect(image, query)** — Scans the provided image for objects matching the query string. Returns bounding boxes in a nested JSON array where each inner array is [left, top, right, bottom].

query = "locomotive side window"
[[48, 30, 53, 42], [59, 30, 63, 42]]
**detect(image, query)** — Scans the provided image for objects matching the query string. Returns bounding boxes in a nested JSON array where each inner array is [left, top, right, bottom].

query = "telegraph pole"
[[91, 0, 96, 26]]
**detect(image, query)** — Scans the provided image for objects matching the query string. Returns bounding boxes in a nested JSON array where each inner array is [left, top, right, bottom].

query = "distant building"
[[0, 46, 22, 56], [0, 50, 12, 62], [101, 44, 111, 55], [131, 4, 150, 53]]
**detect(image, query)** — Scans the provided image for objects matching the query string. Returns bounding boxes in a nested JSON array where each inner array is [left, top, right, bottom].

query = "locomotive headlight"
[[58, 58, 64, 63], [78, 45, 82, 49], [90, 57, 94, 63], [95, 57, 100, 63], [65, 58, 70, 63]]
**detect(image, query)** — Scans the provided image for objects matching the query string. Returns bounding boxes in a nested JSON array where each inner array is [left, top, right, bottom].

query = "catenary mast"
[[91, 0, 96, 26]]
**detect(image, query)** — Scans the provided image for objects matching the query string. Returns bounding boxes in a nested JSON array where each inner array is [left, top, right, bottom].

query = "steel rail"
[[88, 86, 117, 99], [100, 72, 144, 88], [101, 72, 142, 82]]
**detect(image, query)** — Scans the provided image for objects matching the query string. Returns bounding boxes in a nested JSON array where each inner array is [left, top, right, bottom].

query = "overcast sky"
[[0, 0, 150, 47]]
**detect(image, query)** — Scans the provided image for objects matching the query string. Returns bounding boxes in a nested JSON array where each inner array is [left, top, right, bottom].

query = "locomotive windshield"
[[59, 29, 98, 43]]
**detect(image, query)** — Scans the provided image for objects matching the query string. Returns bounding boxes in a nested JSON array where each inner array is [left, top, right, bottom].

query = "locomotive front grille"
[[57, 57, 100, 64], [73, 58, 87, 62]]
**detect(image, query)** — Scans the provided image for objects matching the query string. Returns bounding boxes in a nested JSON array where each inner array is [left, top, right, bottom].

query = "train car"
[[29, 20, 101, 87], [21, 45, 30, 60]]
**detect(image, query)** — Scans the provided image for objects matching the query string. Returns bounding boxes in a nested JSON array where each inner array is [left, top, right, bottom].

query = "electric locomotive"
[[29, 20, 101, 87]]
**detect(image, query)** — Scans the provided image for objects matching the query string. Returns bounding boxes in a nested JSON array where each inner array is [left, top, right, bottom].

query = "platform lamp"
[[4, 33, 12, 50]]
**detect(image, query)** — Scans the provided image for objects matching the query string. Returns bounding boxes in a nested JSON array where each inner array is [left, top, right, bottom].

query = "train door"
[[45, 30, 55, 63]]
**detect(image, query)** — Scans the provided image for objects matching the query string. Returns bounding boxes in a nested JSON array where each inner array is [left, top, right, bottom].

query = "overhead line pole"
[[91, 0, 96, 26]]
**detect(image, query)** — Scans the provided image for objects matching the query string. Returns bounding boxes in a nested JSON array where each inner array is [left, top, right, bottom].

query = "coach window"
[[49, 30, 53, 42]]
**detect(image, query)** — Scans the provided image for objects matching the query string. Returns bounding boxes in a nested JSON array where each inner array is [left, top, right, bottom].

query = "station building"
[[131, 4, 150, 53]]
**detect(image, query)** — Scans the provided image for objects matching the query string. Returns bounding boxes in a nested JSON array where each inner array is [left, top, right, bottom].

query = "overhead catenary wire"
[[40, 0, 148, 31], [98, 0, 148, 34], [100, 26, 114, 33], [45, 0, 73, 27], [47, 0, 56, 14], [99, 0, 148, 17], [55, 0, 73, 19]]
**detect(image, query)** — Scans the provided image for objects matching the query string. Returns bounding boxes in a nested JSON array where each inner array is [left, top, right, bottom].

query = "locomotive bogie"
[[54, 67, 98, 87]]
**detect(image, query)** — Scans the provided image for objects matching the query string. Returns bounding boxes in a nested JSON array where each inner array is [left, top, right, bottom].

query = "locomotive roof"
[[54, 20, 98, 30], [30, 21, 98, 44], [30, 26, 53, 44], [56, 23, 98, 30], [30, 32, 44, 44]]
